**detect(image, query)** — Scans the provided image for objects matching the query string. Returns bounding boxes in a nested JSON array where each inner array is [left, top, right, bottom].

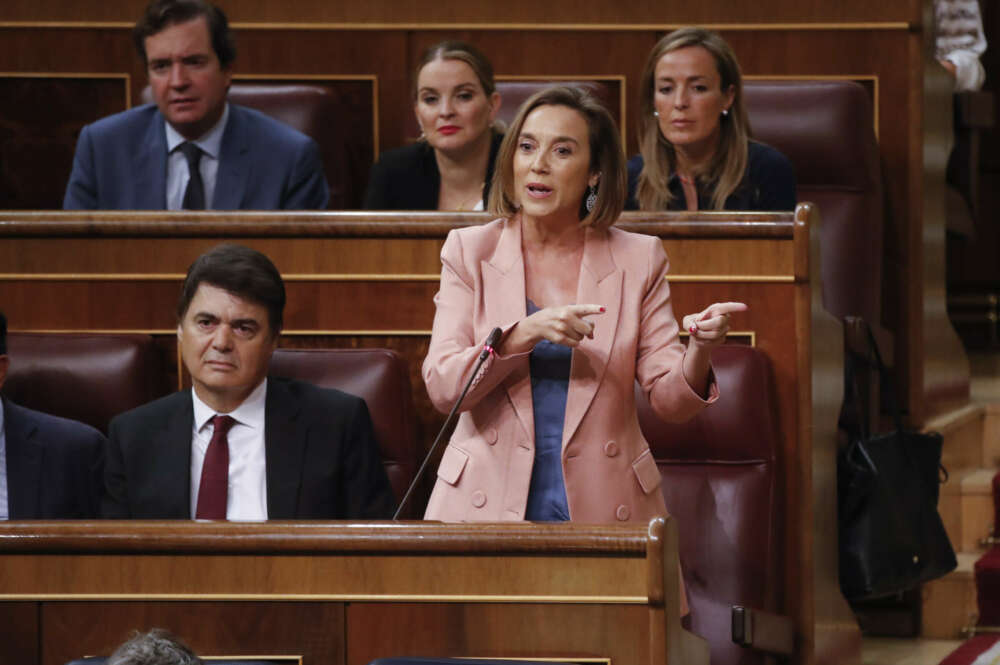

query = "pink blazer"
[[422, 215, 717, 523]]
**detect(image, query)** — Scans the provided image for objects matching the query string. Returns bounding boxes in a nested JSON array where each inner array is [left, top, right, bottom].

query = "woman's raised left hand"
[[682, 301, 748, 348]]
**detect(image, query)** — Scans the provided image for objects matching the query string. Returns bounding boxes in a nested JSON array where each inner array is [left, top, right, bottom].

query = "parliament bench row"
[[3, 331, 787, 665]]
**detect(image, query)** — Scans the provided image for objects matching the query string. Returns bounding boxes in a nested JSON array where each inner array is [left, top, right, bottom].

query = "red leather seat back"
[[636, 344, 781, 665], [3, 333, 165, 434], [142, 82, 374, 209], [268, 348, 418, 508], [745, 79, 883, 323]]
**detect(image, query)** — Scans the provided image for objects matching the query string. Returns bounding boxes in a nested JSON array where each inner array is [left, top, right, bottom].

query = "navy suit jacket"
[[101, 378, 395, 519], [63, 103, 329, 210], [625, 140, 796, 211], [2, 398, 105, 519]]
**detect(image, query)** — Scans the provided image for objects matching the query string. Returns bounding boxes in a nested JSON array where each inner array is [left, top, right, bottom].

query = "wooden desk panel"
[[0, 520, 690, 665], [43, 602, 338, 665]]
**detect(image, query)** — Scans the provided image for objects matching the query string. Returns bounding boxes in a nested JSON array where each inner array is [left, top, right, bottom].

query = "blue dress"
[[524, 299, 572, 521]]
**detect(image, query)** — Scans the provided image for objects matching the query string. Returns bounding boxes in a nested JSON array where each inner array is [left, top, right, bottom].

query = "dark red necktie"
[[195, 414, 235, 520]]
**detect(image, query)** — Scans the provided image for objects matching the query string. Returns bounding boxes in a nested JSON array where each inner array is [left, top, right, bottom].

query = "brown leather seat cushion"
[[745, 79, 883, 323], [3, 333, 164, 434], [637, 344, 780, 665], [268, 348, 418, 508]]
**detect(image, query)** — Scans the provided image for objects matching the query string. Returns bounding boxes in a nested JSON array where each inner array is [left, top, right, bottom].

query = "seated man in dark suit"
[[102, 244, 394, 519], [63, 0, 329, 210], [0, 312, 105, 519]]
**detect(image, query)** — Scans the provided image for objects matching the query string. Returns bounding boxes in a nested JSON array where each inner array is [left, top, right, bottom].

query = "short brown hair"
[[177, 244, 285, 336], [488, 85, 626, 230], [133, 0, 235, 69]]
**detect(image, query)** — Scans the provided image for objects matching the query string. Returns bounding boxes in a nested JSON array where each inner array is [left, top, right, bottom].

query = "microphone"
[[393, 327, 503, 520]]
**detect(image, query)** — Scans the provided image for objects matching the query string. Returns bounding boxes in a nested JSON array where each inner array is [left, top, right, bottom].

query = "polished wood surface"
[[0, 519, 690, 665], [803, 207, 864, 665], [0, 0, 921, 25]]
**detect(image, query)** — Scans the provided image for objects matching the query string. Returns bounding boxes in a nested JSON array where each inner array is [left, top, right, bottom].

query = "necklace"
[[451, 182, 485, 211]]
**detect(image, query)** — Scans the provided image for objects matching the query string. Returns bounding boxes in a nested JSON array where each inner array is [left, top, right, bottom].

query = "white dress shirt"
[[935, 0, 988, 92], [190, 378, 268, 520], [0, 400, 7, 520], [165, 103, 230, 210]]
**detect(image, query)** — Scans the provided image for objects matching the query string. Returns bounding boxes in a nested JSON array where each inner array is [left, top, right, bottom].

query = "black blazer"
[[625, 140, 797, 211], [364, 132, 504, 210], [2, 398, 105, 519], [101, 378, 395, 519]]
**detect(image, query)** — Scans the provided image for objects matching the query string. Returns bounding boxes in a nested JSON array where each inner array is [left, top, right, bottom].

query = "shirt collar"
[[165, 102, 230, 160], [191, 376, 267, 433]]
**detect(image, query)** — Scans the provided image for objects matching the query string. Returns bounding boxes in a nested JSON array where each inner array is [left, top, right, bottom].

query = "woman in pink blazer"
[[422, 86, 745, 524]]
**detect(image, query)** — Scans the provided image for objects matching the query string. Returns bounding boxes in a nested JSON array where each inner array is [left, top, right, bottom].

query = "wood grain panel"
[[0, 236, 793, 277], [0, 602, 38, 665], [0, 0, 920, 25], [0, 75, 129, 209], [0, 281, 438, 330], [347, 603, 643, 664], [0, 521, 684, 665], [0, 236, 446, 274], [2, 553, 645, 599], [43, 601, 339, 665]]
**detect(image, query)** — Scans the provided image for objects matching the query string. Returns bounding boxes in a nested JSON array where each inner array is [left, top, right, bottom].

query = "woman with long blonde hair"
[[628, 27, 795, 211], [364, 40, 503, 211]]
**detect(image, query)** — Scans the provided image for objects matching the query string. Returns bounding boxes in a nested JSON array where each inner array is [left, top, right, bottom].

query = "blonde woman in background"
[[628, 27, 795, 212], [364, 41, 503, 211]]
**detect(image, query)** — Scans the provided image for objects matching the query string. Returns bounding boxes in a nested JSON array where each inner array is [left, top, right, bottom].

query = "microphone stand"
[[393, 327, 502, 520]]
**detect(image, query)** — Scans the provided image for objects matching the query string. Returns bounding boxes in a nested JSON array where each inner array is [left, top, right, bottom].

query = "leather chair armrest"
[[731, 605, 795, 656]]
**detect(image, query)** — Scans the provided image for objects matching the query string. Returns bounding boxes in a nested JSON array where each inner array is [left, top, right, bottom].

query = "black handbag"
[[837, 321, 958, 601]]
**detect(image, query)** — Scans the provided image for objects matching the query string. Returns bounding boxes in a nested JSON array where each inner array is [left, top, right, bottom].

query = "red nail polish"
[[689, 325, 697, 334], [599, 306, 606, 312]]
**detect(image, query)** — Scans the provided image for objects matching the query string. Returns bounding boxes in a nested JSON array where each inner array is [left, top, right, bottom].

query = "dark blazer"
[[63, 103, 329, 210], [625, 140, 796, 211], [2, 398, 105, 519], [364, 132, 504, 210], [101, 378, 395, 519]]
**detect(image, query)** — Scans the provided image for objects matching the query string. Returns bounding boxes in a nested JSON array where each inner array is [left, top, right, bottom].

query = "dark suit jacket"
[[63, 103, 329, 210], [101, 378, 395, 519], [364, 131, 503, 210], [625, 140, 796, 211], [2, 398, 105, 519]]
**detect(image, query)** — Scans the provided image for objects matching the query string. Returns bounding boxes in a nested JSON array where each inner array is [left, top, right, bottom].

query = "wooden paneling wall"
[[0, 0, 922, 24], [0, 520, 692, 665]]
